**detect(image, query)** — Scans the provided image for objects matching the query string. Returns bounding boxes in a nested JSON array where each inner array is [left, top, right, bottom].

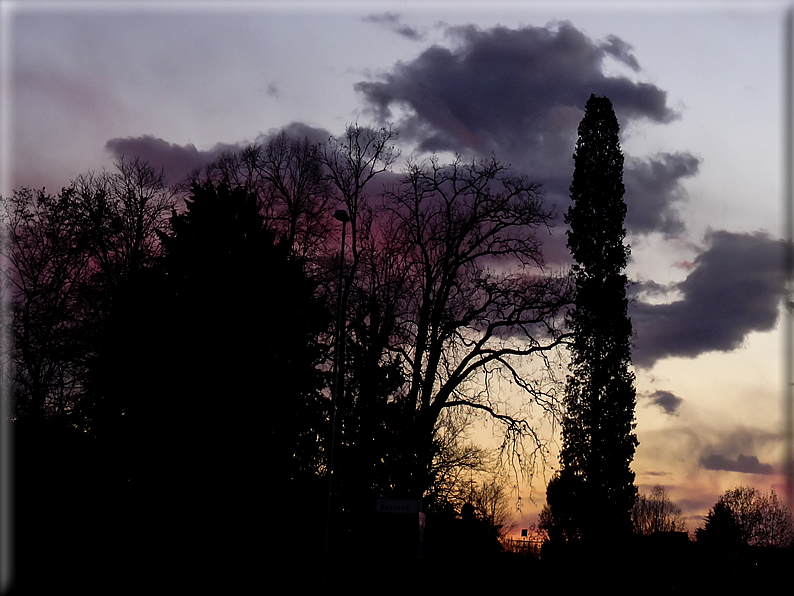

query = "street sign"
[[375, 498, 422, 514]]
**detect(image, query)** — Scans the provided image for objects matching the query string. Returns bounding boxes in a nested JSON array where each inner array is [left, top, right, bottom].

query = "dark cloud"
[[630, 279, 674, 299], [105, 123, 333, 186], [647, 390, 683, 416], [696, 426, 779, 474], [699, 453, 775, 475], [631, 230, 788, 368], [543, 151, 700, 245], [362, 12, 423, 40], [273, 122, 334, 147], [356, 21, 677, 167], [624, 152, 700, 237], [600, 35, 641, 72], [355, 21, 689, 242], [105, 135, 228, 186]]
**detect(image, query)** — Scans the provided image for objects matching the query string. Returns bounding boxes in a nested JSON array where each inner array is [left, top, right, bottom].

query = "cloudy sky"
[[3, 0, 792, 533]]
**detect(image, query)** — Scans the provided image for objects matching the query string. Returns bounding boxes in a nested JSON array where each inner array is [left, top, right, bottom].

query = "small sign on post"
[[375, 498, 422, 514]]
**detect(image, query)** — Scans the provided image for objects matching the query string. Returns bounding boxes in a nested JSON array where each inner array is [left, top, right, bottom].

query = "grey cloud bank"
[[105, 122, 333, 186], [624, 152, 700, 237], [631, 230, 788, 369], [354, 20, 696, 242], [104, 136, 227, 186], [700, 453, 775, 475], [355, 21, 676, 161]]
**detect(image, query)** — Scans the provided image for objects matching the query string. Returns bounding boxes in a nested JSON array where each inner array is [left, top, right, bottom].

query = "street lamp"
[[328, 209, 349, 493], [322, 208, 349, 593]]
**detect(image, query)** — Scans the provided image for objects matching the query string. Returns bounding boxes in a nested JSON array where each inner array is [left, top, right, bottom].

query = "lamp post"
[[322, 208, 349, 593]]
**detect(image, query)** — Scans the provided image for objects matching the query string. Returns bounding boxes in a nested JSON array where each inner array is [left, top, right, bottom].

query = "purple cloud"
[[355, 21, 694, 242], [104, 122, 333, 186], [362, 12, 423, 40], [104, 135, 228, 186], [699, 453, 775, 475], [624, 152, 700, 237], [356, 21, 677, 163], [631, 230, 788, 368], [647, 390, 683, 416]]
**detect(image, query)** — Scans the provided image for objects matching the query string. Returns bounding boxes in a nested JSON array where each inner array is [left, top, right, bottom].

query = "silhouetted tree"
[[319, 123, 400, 287], [148, 179, 328, 482], [189, 125, 414, 523], [318, 124, 400, 481], [1, 187, 94, 420], [71, 157, 174, 287], [333, 314, 409, 511], [423, 409, 491, 509], [186, 125, 572, 522], [471, 477, 515, 537], [699, 486, 794, 548], [86, 180, 330, 591], [363, 155, 571, 502], [4, 159, 177, 592], [0, 158, 175, 425], [552, 94, 638, 542], [699, 500, 741, 547], [313, 130, 571, 583], [203, 131, 334, 265], [539, 471, 586, 543], [632, 485, 686, 535]]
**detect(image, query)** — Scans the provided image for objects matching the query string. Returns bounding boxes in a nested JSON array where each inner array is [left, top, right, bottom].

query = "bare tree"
[[319, 123, 399, 292], [0, 157, 176, 422], [194, 132, 335, 269], [259, 131, 334, 260], [471, 477, 516, 536], [349, 154, 571, 499], [700, 485, 794, 548], [1, 187, 93, 418], [632, 485, 686, 535], [425, 408, 491, 507], [753, 489, 794, 547], [190, 124, 571, 508], [71, 156, 174, 286]]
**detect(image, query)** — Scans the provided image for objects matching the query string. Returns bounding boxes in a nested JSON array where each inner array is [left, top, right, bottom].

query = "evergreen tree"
[[556, 94, 638, 541], [90, 180, 330, 591]]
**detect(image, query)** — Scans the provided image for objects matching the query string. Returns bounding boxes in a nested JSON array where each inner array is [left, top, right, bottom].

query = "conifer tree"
[[556, 94, 638, 540]]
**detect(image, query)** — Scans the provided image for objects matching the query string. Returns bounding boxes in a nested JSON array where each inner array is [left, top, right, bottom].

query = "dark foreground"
[[8, 421, 793, 595]]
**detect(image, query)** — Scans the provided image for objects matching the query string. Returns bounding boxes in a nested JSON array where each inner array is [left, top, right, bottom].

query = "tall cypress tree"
[[558, 94, 638, 541]]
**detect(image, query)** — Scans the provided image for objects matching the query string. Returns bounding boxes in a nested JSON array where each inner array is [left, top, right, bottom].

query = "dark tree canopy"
[[552, 94, 638, 541], [699, 486, 794, 548], [153, 180, 330, 485], [539, 471, 587, 543], [0, 158, 175, 425], [81, 180, 330, 590]]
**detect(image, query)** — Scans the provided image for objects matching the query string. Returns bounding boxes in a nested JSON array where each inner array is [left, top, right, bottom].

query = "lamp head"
[[334, 209, 350, 223]]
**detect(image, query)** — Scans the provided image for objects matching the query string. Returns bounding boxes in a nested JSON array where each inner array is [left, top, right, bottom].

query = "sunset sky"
[[3, 0, 792, 534]]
